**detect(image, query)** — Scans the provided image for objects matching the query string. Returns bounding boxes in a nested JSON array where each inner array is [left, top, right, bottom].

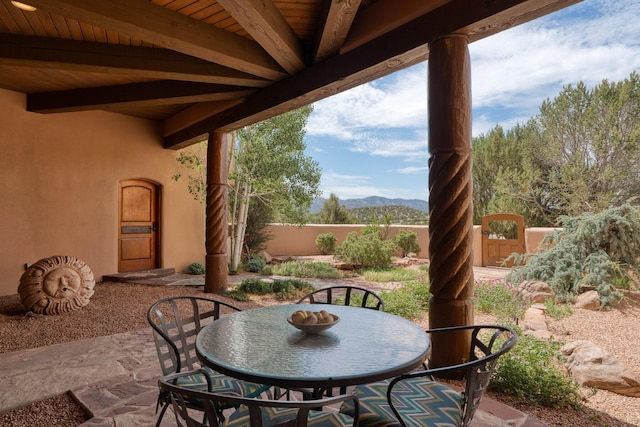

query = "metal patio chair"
[[160, 369, 360, 427], [340, 325, 517, 427], [296, 285, 385, 311], [148, 296, 271, 426]]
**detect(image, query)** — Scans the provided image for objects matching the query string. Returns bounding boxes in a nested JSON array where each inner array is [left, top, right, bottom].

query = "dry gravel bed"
[[1, 281, 639, 426]]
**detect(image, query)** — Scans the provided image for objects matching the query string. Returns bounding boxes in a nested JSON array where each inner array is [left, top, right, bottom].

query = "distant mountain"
[[310, 196, 428, 214]]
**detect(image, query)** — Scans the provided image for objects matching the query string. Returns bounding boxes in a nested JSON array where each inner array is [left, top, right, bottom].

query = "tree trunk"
[[230, 181, 251, 272]]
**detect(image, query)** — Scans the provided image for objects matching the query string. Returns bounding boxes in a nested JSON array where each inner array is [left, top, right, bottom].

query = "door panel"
[[118, 180, 159, 272], [481, 213, 525, 267]]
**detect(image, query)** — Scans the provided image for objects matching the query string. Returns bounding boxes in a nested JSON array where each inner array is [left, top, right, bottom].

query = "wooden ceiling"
[[0, 0, 581, 149]]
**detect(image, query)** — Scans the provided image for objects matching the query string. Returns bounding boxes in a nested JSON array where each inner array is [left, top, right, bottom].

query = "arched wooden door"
[[118, 179, 160, 272], [481, 213, 525, 267]]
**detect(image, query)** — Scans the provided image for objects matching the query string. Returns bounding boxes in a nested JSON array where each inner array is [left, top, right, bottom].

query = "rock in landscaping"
[[561, 340, 640, 397], [518, 280, 555, 303], [574, 290, 601, 310], [521, 305, 553, 339]]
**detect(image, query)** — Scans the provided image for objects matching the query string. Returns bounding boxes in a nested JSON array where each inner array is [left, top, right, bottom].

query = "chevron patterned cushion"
[[340, 378, 464, 427], [176, 367, 269, 397], [226, 405, 355, 427]]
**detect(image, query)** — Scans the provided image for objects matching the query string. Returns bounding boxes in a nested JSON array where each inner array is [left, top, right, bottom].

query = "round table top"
[[196, 304, 430, 389]]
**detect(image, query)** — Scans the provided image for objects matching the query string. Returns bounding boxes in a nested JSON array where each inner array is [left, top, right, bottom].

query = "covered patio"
[[0, 0, 581, 370]]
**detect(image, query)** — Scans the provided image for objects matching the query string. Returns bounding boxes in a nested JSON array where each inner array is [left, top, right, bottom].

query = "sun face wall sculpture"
[[18, 255, 95, 315]]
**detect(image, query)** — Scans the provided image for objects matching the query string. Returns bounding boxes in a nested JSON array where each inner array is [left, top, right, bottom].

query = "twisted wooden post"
[[205, 131, 229, 294], [427, 35, 474, 368]]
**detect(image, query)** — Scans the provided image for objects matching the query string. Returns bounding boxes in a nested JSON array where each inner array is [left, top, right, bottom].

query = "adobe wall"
[[0, 88, 205, 297], [264, 224, 556, 266]]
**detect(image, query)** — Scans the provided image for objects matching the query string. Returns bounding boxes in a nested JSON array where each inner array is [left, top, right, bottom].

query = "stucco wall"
[[0, 88, 205, 296], [264, 224, 431, 258], [264, 224, 556, 266]]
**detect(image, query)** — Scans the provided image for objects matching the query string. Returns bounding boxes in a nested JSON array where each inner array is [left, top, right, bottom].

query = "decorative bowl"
[[287, 312, 339, 333]]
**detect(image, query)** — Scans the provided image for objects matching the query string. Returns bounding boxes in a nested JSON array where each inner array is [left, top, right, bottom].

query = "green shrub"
[[393, 229, 421, 257], [315, 232, 338, 255], [271, 260, 341, 279], [360, 267, 424, 283], [473, 279, 529, 326], [186, 262, 205, 275], [507, 204, 640, 306], [380, 280, 430, 319], [334, 231, 395, 268], [230, 278, 314, 301], [543, 298, 573, 320], [491, 333, 581, 408], [244, 256, 265, 273]]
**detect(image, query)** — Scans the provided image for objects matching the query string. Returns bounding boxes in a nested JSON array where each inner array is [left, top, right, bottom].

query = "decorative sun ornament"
[[19, 255, 95, 315]]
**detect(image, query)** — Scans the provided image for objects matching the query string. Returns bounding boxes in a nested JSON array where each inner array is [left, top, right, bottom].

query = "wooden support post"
[[204, 131, 229, 294], [427, 34, 474, 369]]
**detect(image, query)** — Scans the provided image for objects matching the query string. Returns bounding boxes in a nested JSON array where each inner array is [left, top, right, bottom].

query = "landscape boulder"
[[574, 290, 601, 310], [518, 280, 555, 303], [561, 340, 640, 397]]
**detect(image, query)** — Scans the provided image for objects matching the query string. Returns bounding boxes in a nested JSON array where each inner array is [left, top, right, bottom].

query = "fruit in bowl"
[[288, 309, 339, 332]]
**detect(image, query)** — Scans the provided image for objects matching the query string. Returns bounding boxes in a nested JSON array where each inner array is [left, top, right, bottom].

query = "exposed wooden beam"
[[0, 34, 269, 87], [27, 81, 255, 113], [313, 0, 362, 63], [217, 0, 305, 74], [341, 0, 449, 53], [165, 0, 542, 148], [22, 0, 287, 80]]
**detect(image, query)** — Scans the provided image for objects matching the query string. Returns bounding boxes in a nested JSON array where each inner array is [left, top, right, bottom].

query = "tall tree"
[[472, 72, 640, 226], [318, 193, 356, 224], [173, 105, 321, 272]]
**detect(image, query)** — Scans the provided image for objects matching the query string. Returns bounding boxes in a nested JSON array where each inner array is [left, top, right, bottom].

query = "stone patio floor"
[[0, 266, 549, 426]]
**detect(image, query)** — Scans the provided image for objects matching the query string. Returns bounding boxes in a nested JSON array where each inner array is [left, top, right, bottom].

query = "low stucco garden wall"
[[264, 224, 557, 266]]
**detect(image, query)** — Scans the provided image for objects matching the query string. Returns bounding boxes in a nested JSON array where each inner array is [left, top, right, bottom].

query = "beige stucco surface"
[[0, 88, 205, 297]]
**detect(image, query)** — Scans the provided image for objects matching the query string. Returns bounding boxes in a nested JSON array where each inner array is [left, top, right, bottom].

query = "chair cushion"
[[340, 378, 464, 427], [226, 405, 355, 427], [177, 367, 269, 397]]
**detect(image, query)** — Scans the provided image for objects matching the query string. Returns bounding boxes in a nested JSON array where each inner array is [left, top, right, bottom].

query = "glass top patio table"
[[196, 304, 430, 390]]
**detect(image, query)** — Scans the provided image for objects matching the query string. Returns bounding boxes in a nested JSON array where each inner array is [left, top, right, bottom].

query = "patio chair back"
[[296, 285, 384, 311], [341, 324, 517, 427], [160, 369, 360, 427], [147, 295, 242, 375]]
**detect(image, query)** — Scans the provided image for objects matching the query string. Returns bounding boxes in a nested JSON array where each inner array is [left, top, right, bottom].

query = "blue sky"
[[304, 0, 640, 202]]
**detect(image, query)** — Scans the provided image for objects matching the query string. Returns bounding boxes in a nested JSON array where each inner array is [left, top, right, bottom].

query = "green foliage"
[[232, 105, 321, 225], [186, 262, 205, 275], [270, 260, 341, 279], [350, 206, 429, 225], [380, 280, 430, 319], [393, 229, 422, 257], [473, 279, 529, 325], [472, 72, 640, 226], [244, 198, 274, 254], [359, 267, 424, 283], [315, 233, 337, 255], [229, 277, 314, 301], [318, 194, 357, 224], [334, 230, 395, 268], [543, 298, 573, 320], [491, 333, 581, 408], [507, 204, 640, 306], [243, 256, 265, 273]]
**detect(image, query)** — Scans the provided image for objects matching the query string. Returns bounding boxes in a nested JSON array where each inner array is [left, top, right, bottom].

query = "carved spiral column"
[[205, 131, 229, 294], [427, 34, 474, 369]]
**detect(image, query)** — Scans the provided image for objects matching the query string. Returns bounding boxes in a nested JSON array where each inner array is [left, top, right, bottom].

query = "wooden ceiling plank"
[[217, 0, 305, 74], [23, 0, 287, 80], [313, 0, 362, 63], [165, 0, 579, 147], [0, 34, 270, 87], [27, 81, 256, 112]]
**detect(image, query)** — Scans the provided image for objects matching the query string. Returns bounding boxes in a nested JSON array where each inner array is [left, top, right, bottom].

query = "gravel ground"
[[1, 281, 639, 426]]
